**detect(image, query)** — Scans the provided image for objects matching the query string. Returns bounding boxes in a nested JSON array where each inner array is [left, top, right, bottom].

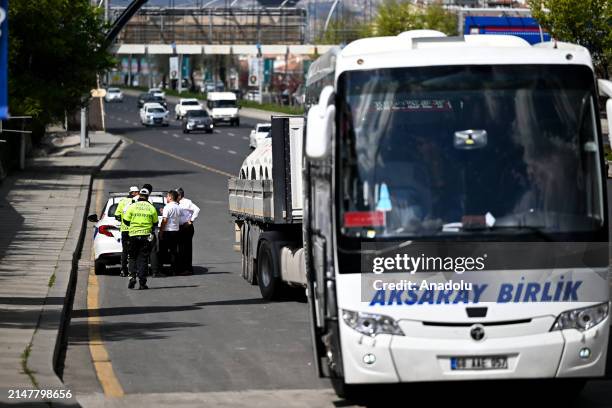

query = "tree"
[[8, 0, 114, 139], [370, 1, 458, 37], [528, 0, 612, 78]]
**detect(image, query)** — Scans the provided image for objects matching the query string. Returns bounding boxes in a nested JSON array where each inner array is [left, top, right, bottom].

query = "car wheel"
[[235, 119, 240, 127], [206, 130, 213, 134], [94, 261, 106, 275], [183, 129, 189, 134]]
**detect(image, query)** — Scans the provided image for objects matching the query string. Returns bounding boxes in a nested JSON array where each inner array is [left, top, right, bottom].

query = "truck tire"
[[242, 253, 257, 285], [94, 260, 106, 275], [257, 240, 281, 300]]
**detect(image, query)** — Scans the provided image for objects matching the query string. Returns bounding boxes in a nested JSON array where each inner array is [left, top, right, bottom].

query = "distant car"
[[206, 92, 240, 126], [249, 123, 271, 149], [87, 193, 165, 275], [148, 87, 166, 99], [140, 103, 169, 126], [104, 87, 123, 103], [137, 94, 167, 109], [175, 98, 202, 120], [246, 90, 260, 102], [182, 109, 214, 134]]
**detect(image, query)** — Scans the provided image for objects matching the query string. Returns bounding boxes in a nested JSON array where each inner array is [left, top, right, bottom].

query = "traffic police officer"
[[114, 186, 139, 277], [123, 187, 159, 290]]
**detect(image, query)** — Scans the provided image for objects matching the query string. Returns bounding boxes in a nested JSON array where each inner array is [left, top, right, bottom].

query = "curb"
[[24, 137, 121, 407]]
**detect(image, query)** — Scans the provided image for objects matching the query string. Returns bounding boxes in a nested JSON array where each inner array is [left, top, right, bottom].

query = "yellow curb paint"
[[134, 140, 234, 178], [87, 169, 125, 397]]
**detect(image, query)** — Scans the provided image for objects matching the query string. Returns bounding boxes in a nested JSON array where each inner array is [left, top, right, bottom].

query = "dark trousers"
[[149, 233, 159, 275], [178, 223, 194, 272], [160, 231, 180, 275], [120, 231, 130, 273], [128, 235, 151, 284]]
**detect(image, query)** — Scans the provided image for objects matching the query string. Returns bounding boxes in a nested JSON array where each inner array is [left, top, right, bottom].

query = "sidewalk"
[[0, 132, 120, 406]]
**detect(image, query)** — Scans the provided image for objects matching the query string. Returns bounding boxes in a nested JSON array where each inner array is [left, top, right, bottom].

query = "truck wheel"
[[242, 253, 257, 285], [94, 260, 106, 275], [257, 240, 281, 300]]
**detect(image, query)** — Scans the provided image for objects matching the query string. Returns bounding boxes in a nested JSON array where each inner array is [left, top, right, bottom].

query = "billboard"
[[464, 16, 551, 45], [0, 0, 8, 119], [248, 57, 260, 87], [169, 56, 179, 80]]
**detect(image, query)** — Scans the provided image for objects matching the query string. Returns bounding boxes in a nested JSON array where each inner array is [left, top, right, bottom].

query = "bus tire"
[[257, 240, 281, 300], [330, 378, 361, 401], [94, 261, 106, 275]]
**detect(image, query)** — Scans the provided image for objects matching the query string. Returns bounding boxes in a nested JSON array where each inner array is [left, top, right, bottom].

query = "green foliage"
[[8, 0, 114, 136], [528, 0, 612, 78], [317, 19, 370, 45], [239, 99, 304, 115], [370, 1, 458, 37]]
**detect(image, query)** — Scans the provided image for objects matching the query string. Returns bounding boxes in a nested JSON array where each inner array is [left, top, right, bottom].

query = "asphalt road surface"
[[62, 96, 336, 407], [61, 95, 612, 408]]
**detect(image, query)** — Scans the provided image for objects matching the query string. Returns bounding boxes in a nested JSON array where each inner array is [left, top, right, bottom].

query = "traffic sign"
[[0, 0, 8, 119]]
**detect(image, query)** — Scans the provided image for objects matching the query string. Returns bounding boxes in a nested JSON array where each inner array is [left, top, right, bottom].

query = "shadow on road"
[[96, 169, 194, 179], [68, 320, 203, 343]]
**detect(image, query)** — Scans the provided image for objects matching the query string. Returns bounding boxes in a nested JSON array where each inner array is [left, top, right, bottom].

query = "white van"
[[206, 92, 240, 126]]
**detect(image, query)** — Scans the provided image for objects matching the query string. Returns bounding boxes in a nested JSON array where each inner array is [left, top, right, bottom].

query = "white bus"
[[302, 30, 612, 398]]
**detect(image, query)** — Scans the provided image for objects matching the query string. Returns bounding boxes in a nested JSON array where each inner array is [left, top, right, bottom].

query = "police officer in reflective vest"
[[114, 186, 139, 277], [123, 187, 159, 290]]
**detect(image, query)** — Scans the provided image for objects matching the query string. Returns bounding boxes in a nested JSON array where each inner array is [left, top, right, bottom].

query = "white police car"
[[87, 192, 165, 274]]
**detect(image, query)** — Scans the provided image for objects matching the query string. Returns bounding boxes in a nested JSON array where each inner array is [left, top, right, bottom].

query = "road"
[[60, 95, 612, 408], [62, 95, 338, 407]]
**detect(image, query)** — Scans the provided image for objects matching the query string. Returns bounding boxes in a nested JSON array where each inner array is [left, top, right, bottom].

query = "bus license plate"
[[451, 356, 508, 370]]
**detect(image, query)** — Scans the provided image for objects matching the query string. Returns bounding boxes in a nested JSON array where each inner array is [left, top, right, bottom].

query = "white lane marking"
[[228, 150, 237, 155], [173, 134, 180, 138], [228, 132, 235, 136], [214, 130, 220, 134], [242, 136, 248, 140], [163, 130, 169, 134], [213, 146, 220, 150], [197, 141, 205, 145], [185, 137, 192, 141], [132, 122, 139, 126]]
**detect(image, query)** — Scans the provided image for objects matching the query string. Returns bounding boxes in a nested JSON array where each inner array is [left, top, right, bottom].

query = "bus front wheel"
[[331, 378, 362, 402]]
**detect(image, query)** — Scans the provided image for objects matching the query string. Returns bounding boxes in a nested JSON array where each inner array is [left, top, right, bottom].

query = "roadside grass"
[[48, 273, 56, 288], [21, 343, 38, 388]]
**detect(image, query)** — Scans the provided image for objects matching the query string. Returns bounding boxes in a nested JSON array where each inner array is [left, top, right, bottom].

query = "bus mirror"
[[306, 86, 335, 159], [306, 104, 335, 159]]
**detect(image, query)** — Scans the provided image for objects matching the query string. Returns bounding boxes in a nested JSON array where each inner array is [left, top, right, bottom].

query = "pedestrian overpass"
[[112, 43, 335, 56]]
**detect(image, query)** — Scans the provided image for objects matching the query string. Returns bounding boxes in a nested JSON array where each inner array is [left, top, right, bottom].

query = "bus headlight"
[[551, 302, 609, 332], [342, 309, 404, 337]]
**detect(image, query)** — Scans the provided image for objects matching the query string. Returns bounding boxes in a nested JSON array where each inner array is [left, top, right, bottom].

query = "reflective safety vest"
[[115, 197, 134, 232], [123, 200, 159, 237]]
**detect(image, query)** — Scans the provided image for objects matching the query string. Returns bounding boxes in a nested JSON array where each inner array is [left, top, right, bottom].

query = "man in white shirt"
[[176, 187, 200, 275], [159, 190, 182, 276]]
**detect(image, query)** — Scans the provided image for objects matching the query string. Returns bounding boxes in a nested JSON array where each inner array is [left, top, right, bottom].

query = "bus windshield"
[[337, 65, 604, 241]]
